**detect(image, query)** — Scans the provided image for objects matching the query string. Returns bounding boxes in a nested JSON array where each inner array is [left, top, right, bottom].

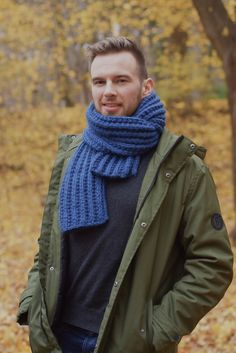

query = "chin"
[[102, 109, 124, 116]]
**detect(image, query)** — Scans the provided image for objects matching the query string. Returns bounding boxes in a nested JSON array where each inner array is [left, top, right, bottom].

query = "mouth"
[[102, 103, 122, 113]]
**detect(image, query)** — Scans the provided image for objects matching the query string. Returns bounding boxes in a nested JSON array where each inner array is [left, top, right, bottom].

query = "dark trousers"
[[54, 324, 98, 353]]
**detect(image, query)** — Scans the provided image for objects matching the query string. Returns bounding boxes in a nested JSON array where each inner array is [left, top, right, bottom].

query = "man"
[[17, 37, 233, 353]]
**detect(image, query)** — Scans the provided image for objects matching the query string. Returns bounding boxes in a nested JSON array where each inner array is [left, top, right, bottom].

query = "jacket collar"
[[133, 128, 206, 221], [133, 128, 181, 219]]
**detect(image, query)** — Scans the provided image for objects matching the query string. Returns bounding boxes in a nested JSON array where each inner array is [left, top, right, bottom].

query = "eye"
[[116, 78, 127, 84], [93, 80, 105, 86]]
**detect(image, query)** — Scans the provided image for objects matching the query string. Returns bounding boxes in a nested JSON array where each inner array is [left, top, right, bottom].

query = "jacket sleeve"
[[16, 247, 39, 325], [16, 135, 77, 326], [152, 162, 234, 351]]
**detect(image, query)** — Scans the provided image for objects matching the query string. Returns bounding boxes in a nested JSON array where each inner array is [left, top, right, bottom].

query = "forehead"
[[90, 51, 139, 78]]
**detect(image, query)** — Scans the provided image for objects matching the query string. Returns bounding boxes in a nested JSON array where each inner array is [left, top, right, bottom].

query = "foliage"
[[0, 1, 235, 351], [0, 0, 234, 108], [0, 99, 235, 352]]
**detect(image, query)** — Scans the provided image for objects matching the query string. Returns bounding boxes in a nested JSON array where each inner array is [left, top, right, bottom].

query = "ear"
[[142, 78, 154, 98]]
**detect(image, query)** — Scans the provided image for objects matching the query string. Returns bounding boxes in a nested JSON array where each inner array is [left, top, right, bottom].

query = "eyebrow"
[[92, 77, 104, 82], [92, 74, 131, 82]]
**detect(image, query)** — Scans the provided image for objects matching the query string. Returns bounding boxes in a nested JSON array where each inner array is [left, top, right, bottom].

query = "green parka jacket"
[[17, 128, 233, 353]]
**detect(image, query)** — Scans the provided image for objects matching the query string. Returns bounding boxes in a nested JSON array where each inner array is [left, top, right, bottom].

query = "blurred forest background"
[[0, 0, 235, 352]]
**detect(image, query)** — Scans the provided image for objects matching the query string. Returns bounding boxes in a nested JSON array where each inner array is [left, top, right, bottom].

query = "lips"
[[102, 102, 122, 114], [102, 103, 121, 107]]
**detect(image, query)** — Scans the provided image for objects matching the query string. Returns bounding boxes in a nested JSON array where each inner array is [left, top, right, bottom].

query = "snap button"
[[141, 222, 147, 228], [49, 266, 55, 271], [165, 172, 172, 178], [190, 143, 196, 150], [140, 328, 145, 333], [114, 281, 119, 287]]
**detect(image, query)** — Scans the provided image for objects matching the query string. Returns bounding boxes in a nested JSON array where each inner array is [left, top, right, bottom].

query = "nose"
[[104, 81, 117, 96]]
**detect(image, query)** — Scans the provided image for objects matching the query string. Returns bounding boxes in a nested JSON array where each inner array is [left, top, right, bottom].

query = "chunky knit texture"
[[59, 91, 165, 232]]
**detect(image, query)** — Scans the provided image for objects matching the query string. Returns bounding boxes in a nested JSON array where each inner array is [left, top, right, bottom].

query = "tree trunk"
[[225, 56, 236, 204], [192, 0, 236, 244], [225, 57, 236, 244]]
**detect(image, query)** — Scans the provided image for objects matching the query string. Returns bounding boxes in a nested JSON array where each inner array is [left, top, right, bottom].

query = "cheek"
[[92, 86, 100, 97], [122, 91, 142, 115], [91, 90, 101, 106], [127, 90, 142, 105]]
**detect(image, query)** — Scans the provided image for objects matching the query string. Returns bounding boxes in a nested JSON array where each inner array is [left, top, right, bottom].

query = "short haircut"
[[85, 36, 148, 80]]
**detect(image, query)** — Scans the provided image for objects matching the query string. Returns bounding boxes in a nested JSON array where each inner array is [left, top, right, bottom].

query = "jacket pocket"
[[146, 300, 154, 348], [28, 285, 58, 353], [145, 301, 178, 353], [141, 300, 155, 352]]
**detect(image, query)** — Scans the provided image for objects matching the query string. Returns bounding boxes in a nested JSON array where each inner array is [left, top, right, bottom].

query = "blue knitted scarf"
[[59, 91, 165, 232]]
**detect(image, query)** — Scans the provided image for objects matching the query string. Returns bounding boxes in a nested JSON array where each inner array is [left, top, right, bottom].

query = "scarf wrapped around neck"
[[59, 91, 166, 232]]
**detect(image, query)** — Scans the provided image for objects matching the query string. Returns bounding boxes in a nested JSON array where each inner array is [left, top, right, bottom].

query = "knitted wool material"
[[59, 91, 166, 232]]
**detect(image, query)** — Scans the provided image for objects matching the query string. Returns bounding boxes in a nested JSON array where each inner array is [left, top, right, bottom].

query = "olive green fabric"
[[17, 128, 233, 353]]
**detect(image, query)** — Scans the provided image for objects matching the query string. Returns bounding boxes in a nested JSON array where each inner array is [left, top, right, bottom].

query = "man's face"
[[90, 51, 152, 116]]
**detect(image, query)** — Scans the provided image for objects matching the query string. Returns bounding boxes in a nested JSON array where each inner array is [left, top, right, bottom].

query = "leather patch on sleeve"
[[211, 213, 224, 230]]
